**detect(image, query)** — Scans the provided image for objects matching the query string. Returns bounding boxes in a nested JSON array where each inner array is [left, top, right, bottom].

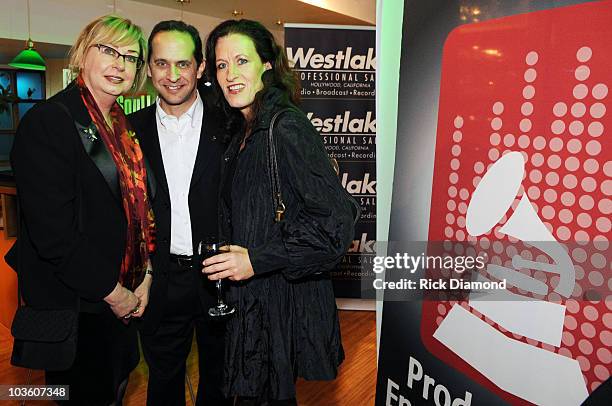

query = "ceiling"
[[131, 0, 375, 28], [0, 0, 374, 64]]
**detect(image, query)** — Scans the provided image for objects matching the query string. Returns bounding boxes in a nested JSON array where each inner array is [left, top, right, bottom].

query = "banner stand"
[[284, 23, 377, 302]]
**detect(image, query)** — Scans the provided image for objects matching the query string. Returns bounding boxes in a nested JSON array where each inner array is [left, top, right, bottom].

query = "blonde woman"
[[8, 15, 154, 404]]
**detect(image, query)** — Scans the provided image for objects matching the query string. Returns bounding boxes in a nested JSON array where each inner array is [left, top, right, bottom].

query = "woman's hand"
[[104, 282, 140, 319], [202, 245, 254, 282], [131, 273, 153, 318]]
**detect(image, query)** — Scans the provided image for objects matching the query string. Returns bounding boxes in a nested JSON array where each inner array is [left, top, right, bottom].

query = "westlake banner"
[[285, 24, 376, 299], [377, 1, 610, 406]]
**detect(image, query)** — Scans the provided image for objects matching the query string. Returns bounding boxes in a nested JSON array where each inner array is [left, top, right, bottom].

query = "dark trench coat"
[[219, 87, 358, 400]]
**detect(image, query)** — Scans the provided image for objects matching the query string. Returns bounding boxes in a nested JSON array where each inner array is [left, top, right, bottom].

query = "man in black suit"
[[129, 21, 228, 406]]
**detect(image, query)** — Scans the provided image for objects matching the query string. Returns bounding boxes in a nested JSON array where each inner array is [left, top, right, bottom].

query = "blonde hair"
[[68, 15, 147, 91]]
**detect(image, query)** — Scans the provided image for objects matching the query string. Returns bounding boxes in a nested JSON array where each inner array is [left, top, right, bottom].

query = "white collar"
[[156, 90, 202, 129]]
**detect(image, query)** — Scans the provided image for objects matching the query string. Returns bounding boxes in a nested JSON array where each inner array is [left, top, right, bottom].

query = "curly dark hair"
[[205, 19, 301, 128]]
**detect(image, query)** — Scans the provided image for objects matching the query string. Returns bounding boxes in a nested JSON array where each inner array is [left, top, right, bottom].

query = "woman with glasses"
[[8, 15, 154, 405]]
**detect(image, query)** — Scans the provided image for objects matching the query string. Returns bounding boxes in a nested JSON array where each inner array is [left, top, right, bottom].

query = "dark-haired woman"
[[202, 20, 359, 405]]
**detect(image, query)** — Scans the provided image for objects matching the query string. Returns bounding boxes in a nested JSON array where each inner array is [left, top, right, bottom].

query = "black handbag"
[[10, 231, 79, 371], [11, 306, 78, 371]]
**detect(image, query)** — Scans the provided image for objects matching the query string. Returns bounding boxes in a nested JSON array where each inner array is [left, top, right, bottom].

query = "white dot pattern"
[[592, 84, 608, 100], [523, 85, 536, 99], [572, 103, 586, 118], [569, 121, 585, 136], [590, 103, 606, 119], [433, 43, 610, 397], [575, 65, 590, 81]]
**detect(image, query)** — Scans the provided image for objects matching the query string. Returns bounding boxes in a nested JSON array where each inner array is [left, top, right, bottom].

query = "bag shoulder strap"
[[267, 108, 294, 223]]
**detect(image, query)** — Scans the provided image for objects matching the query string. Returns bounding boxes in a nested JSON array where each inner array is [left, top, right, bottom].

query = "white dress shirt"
[[155, 93, 203, 255]]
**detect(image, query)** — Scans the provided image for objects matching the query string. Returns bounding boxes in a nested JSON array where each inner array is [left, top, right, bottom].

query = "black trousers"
[[140, 261, 228, 406]]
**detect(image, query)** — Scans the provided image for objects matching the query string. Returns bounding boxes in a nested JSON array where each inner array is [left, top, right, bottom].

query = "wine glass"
[[198, 237, 236, 317]]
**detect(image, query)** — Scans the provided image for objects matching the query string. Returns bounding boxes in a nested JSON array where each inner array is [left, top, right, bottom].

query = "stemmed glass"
[[198, 238, 236, 317]]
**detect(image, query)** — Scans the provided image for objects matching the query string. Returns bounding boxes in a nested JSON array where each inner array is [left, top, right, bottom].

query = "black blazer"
[[6, 83, 150, 312], [129, 85, 225, 334]]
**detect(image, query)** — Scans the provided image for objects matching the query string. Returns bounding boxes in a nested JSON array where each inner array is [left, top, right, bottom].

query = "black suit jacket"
[[129, 85, 225, 334], [6, 83, 155, 311]]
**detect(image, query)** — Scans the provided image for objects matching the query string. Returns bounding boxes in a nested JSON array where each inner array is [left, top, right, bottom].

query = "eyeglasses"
[[92, 44, 143, 69]]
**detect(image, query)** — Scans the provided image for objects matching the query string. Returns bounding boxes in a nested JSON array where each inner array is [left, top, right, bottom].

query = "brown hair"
[[205, 19, 301, 127]]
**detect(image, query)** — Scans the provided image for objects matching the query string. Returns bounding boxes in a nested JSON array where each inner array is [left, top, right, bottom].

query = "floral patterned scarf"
[[77, 75, 155, 290]]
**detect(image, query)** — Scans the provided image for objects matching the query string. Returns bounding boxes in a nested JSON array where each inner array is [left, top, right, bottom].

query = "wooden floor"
[[0, 310, 376, 405]]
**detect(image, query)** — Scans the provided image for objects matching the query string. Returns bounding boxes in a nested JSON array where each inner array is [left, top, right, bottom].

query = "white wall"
[[299, 0, 375, 24], [44, 58, 70, 97]]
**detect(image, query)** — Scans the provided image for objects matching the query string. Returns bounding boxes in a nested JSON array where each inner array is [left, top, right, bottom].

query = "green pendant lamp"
[[9, 0, 46, 71]]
